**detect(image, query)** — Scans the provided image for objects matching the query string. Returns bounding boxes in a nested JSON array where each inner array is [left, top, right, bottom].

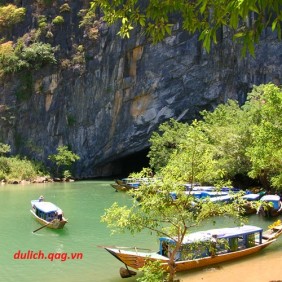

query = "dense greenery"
[[0, 156, 48, 183], [148, 83, 282, 191], [0, 41, 56, 75], [0, 144, 80, 182], [89, 0, 282, 55], [0, 4, 25, 31]]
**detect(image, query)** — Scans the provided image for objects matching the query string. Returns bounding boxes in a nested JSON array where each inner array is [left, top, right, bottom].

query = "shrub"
[[60, 3, 71, 13], [52, 16, 64, 25], [0, 142, 11, 156], [19, 42, 56, 69], [0, 4, 26, 30], [0, 40, 57, 74], [0, 156, 49, 182]]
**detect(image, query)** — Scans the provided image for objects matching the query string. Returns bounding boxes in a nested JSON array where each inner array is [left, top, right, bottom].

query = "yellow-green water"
[[0, 180, 281, 282]]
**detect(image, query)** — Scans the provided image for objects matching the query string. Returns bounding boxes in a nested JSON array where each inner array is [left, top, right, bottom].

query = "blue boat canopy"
[[160, 225, 263, 245], [242, 193, 260, 201], [31, 200, 59, 213]]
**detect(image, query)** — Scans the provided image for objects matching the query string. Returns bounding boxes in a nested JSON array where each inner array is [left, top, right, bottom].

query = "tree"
[[102, 118, 247, 281], [102, 178, 245, 281], [88, 0, 282, 55], [245, 84, 282, 190], [48, 145, 80, 177], [200, 100, 253, 182], [148, 119, 189, 173], [160, 120, 225, 186]]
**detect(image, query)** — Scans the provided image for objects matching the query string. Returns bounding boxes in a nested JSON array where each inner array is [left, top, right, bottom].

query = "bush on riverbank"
[[0, 156, 49, 183]]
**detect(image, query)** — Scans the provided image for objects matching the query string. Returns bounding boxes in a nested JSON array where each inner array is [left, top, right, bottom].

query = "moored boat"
[[102, 223, 282, 276], [257, 195, 282, 217], [241, 193, 262, 215], [111, 178, 141, 192], [31, 199, 68, 229]]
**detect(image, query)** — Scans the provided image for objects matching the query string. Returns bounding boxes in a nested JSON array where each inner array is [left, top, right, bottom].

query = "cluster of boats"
[[111, 179, 282, 217]]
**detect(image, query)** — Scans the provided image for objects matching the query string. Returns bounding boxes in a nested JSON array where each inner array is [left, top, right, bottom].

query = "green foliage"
[[89, 0, 282, 55], [0, 41, 56, 74], [148, 119, 189, 172], [52, 16, 64, 25], [59, 3, 71, 13], [37, 15, 48, 30], [0, 4, 26, 31], [148, 84, 282, 190], [0, 142, 11, 156], [63, 170, 72, 179], [48, 145, 80, 177], [0, 156, 48, 182], [245, 84, 282, 189], [137, 260, 165, 282], [200, 100, 252, 180]]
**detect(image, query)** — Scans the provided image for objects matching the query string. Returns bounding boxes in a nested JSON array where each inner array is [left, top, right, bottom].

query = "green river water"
[[1, 180, 282, 282]]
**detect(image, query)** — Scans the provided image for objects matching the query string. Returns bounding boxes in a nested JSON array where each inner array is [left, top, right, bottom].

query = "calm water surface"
[[0, 181, 281, 282]]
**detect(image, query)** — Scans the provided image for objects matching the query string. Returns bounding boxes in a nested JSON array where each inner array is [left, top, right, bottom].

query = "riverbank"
[[177, 250, 282, 282]]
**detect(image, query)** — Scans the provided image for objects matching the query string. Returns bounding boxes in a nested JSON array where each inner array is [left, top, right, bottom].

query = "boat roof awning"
[[261, 195, 280, 201], [242, 193, 260, 200], [160, 225, 263, 244], [32, 201, 59, 213]]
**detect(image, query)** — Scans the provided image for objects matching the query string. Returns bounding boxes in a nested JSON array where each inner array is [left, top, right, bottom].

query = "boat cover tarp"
[[31, 200, 59, 213], [160, 225, 263, 244]]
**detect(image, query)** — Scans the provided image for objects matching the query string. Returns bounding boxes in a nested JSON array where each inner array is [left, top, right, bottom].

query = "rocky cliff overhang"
[[0, 1, 282, 177]]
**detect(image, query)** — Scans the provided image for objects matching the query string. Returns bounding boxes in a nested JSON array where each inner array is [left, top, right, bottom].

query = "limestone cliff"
[[0, 0, 282, 177]]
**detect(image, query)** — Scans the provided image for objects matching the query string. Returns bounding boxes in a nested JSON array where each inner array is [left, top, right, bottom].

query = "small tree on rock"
[[48, 145, 80, 178]]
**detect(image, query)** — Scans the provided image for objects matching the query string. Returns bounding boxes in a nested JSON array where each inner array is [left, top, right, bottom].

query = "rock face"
[[0, 1, 282, 177]]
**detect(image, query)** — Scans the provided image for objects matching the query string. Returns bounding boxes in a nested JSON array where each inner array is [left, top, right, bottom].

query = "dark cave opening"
[[111, 149, 150, 178]]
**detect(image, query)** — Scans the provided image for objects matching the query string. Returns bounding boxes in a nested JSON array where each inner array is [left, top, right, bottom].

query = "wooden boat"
[[111, 178, 141, 192], [241, 193, 262, 215], [31, 200, 68, 229], [102, 224, 282, 275], [257, 195, 282, 217]]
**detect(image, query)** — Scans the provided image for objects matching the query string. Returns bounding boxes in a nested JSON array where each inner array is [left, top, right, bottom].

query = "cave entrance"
[[112, 149, 150, 178]]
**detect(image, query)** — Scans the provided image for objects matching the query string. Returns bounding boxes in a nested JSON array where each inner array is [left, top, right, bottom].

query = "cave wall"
[[0, 1, 282, 177]]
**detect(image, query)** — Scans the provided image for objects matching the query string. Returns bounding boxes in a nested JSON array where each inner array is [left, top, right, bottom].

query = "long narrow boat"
[[103, 223, 282, 276], [111, 178, 141, 192], [30, 200, 68, 229]]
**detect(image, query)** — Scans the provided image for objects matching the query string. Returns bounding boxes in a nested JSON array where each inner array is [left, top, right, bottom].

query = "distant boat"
[[241, 193, 263, 215], [30, 200, 68, 229], [102, 223, 282, 277], [111, 177, 158, 192], [111, 178, 141, 192], [257, 195, 282, 217]]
